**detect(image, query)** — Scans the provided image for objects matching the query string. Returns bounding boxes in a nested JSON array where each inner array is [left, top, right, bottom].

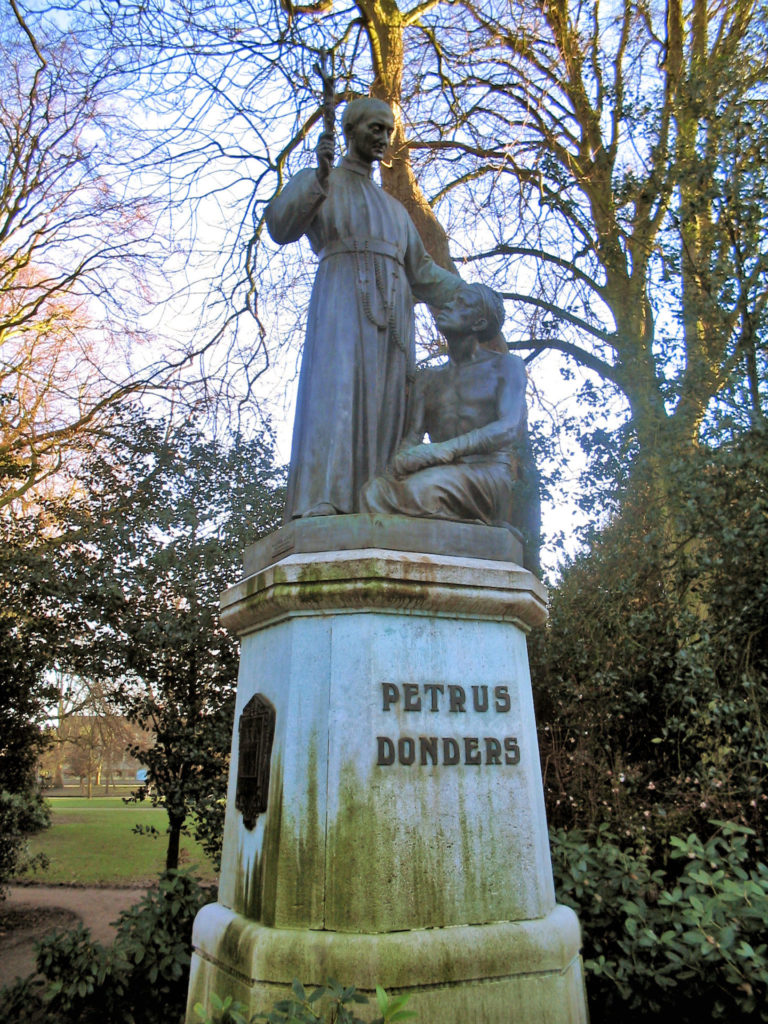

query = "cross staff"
[[314, 47, 335, 137]]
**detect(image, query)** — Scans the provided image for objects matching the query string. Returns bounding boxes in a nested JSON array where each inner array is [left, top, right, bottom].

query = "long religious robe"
[[266, 155, 461, 519]]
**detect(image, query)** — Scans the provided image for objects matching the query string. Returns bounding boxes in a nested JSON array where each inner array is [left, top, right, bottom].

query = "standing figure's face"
[[435, 286, 487, 338], [346, 112, 395, 164]]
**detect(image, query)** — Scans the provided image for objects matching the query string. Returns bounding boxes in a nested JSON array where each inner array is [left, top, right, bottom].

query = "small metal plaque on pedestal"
[[235, 695, 275, 829]]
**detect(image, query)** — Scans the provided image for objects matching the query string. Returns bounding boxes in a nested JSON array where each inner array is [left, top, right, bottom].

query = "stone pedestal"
[[186, 517, 587, 1023]]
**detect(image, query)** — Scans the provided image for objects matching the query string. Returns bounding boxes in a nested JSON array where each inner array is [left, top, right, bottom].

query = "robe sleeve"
[[403, 217, 462, 307], [265, 169, 328, 245]]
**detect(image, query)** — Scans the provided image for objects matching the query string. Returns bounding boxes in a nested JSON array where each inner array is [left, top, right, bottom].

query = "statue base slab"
[[243, 513, 524, 576], [185, 524, 587, 1023], [188, 905, 586, 1023]]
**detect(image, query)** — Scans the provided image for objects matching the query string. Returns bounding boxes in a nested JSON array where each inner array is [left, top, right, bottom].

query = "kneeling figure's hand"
[[391, 442, 453, 479]]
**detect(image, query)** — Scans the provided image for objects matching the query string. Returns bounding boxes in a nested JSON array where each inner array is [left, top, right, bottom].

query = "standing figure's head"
[[342, 98, 395, 165], [436, 283, 506, 346]]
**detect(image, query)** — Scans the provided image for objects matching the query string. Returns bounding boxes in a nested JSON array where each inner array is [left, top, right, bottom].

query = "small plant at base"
[[194, 978, 417, 1024], [374, 984, 417, 1023], [195, 992, 250, 1024]]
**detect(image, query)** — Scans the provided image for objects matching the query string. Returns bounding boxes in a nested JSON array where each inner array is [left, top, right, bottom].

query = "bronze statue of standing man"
[[266, 96, 462, 520]]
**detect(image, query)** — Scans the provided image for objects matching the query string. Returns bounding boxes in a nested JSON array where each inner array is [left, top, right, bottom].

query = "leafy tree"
[[1, 4, 265, 511], [39, 671, 144, 792], [0, 11, 169, 505], [530, 425, 768, 845], [0, 492, 55, 895], [449, 0, 768, 517], [61, 710, 137, 798], [53, 409, 285, 869]]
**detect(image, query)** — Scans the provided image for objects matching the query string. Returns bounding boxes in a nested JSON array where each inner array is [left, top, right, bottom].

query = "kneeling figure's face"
[[436, 286, 486, 338]]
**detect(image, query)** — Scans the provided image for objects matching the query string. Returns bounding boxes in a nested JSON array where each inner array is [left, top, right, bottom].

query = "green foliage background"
[[0, 870, 213, 1024], [530, 426, 768, 1020], [0, 468, 57, 894]]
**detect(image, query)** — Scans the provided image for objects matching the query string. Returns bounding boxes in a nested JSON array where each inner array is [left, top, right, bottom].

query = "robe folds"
[[266, 156, 461, 519]]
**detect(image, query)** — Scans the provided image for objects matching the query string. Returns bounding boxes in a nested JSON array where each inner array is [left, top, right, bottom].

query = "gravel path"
[[0, 885, 146, 989]]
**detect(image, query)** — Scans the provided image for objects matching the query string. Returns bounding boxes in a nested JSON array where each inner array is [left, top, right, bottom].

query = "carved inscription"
[[375, 683, 520, 768], [236, 694, 276, 828]]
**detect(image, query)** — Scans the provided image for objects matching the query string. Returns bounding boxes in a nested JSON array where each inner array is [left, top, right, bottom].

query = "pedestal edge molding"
[[220, 549, 548, 635], [191, 903, 581, 989]]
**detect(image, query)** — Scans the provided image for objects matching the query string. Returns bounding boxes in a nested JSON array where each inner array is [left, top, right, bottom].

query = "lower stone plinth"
[[187, 905, 586, 1024], [186, 521, 588, 1023]]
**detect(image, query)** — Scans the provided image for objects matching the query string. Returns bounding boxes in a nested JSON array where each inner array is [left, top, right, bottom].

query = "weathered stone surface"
[[187, 546, 586, 1023], [242, 514, 524, 576], [188, 904, 587, 1023], [216, 609, 552, 931], [192, 903, 581, 987], [225, 546, 547, 638]]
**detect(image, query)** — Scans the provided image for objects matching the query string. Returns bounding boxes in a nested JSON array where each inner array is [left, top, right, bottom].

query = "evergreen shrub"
[[0, 869, 213, 1023], [552, 821, 768, 1022]]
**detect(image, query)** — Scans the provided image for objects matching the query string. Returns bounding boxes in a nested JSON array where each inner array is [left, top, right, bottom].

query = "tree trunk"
[[166, 815, 183, 871], [357, 0, 459, 273]]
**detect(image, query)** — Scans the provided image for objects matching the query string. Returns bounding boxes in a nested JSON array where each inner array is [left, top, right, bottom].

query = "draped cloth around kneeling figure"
[[361, 451, 521, 528]]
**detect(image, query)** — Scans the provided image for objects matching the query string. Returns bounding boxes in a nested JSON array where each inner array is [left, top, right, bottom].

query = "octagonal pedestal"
[[186, 518, 588, 1023]]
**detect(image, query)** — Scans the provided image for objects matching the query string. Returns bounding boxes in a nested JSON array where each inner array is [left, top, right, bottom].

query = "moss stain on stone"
[[325, 754, 534, 932], [325, 761, 471, 932], [231, 838, 249, 917], [258, 733, 325, 928], [251, 753, 283, 924], [228, 751, 286, 924], [293, 733, 324, 922], [456, 778, 485, 914]]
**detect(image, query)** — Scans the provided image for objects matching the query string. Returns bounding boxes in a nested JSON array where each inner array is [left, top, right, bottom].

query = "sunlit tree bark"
[[452, 0, 768, 464]]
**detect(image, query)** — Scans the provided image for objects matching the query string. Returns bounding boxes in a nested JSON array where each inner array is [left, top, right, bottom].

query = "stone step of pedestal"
[[189, 905, 587, 1024]]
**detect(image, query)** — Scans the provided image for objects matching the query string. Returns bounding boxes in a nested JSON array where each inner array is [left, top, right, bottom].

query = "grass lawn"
[[15, 797, 218, 887]]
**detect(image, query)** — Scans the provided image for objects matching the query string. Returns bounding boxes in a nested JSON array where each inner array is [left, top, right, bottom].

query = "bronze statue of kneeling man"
[[361, 282, 539, 570]]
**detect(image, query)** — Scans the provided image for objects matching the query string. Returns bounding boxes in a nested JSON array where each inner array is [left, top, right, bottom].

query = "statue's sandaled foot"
[[301, 502, 339, 517]]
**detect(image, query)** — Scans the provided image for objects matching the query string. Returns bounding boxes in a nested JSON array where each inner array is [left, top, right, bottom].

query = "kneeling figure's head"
[[437, 283, 505, 344]]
